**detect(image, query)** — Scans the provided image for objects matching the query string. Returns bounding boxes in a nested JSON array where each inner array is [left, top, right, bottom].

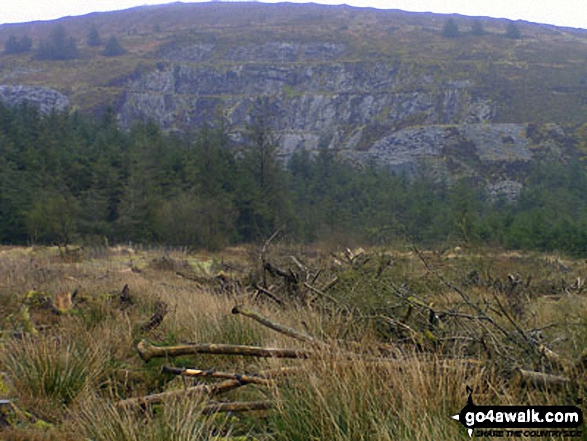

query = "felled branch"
[[161, 365, 301, 385], [118, 366, 297, 409], [161, 366, 274, 385], [253, 283, 283, 306], [137, 339, 313, 362], [232, 305, 320, 345], [117, 378, 244, 409]]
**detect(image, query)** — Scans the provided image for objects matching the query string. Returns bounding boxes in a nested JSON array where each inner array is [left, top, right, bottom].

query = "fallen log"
[[117, 378, 242, 409], [161, 366, 274, 385], [137, 339, 313, 362], [515, 368, 571, 390], [202, 400, 272, 414], [161, 365, 301, 385], [118, 366, 297, 409], [231, 305, 320, 345]]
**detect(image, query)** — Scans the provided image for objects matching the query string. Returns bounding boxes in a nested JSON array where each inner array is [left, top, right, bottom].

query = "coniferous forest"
[[2, 102, 587, 255]]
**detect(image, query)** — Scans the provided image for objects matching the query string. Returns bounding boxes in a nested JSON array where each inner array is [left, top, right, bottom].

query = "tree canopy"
[[1, 102, 587, 255]]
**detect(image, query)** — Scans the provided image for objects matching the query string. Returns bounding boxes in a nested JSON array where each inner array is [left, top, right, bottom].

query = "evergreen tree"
[[442, 18, 460, 38], [506, 22, 522, 39], [4, 35, 32, 54], [102, 36, 125, 56], [36, 25, 79, 60], [471, 20, 485, 36], [87, 25, 102, 47], [235, 99, 293, 240]]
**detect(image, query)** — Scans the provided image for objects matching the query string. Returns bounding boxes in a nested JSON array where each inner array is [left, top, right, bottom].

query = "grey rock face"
[[0, 85, 69, 113], [119, 48, 495, 150], [120, 43, 567, 191]]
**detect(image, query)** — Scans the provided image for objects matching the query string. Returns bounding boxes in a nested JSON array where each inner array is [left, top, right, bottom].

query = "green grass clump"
[[1, 335, 107, 417]]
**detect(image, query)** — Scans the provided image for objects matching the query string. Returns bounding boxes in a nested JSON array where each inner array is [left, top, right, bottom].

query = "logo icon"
[[452, 386, 583, 438]]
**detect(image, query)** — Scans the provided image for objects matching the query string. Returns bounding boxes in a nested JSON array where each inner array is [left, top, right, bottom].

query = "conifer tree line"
[[4, 25, 125, 58], [2, 102, 587, 254]]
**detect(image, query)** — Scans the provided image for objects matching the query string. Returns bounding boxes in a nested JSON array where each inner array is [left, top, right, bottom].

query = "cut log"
[[137, 339, 313, 362], [117, 378, 242, 409]]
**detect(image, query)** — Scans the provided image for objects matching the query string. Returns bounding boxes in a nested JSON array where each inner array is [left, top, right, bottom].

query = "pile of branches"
[[129, 235, 586, 414]]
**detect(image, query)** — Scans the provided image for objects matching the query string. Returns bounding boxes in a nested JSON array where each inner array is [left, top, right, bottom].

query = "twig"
[[303, 282, 340, 306], [253, 283, 283, 306]]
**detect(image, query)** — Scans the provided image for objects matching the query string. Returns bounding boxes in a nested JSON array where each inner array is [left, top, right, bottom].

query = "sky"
[[0, 0, 585, 30]]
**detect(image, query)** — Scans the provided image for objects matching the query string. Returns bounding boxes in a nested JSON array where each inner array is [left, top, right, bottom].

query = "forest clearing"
[[0, 241, 585, 440]]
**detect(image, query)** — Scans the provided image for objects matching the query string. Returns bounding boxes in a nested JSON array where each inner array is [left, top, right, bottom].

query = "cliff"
[[1, 2, 587, 194]]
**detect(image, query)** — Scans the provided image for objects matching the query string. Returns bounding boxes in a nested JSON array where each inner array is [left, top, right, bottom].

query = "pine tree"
[[471, 20, 485, 36], [87, 25, 102, 47], [506, 22, 522, 39], [442, 18, 460, 38], [36, 25, 79, 60], [102, 36, 125, 56], [4, 35, 32, 54]]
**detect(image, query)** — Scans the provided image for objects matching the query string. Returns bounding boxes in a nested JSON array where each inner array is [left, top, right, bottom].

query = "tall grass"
[[266, 350, 488, 441], [74, 395, 232, 441], [1, 335, 108, 419]]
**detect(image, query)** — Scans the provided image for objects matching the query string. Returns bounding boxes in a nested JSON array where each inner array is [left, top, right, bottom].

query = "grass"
[[0, 244, 585, 439]]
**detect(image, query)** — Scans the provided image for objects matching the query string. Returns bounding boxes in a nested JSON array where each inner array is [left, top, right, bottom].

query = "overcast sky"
[[1, 0, 585, 29]]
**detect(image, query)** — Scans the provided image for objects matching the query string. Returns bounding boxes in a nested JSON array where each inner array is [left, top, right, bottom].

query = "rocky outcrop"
[[119, 45, 496, 157], [117, 41, 576, 197], [0, 85, 69, 113]]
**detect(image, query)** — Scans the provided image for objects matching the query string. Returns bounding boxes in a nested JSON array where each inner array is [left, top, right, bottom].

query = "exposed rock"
[[117, 43, 576, 193], [0, 85, 69, 113], [488, 180, 524, 202]]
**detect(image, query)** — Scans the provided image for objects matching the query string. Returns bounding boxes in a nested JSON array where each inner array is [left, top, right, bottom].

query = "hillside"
[[2, 2, 587, 190]]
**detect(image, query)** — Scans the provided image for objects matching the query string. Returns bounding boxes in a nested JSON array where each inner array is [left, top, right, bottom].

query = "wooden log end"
[[137, 339, 155, 362]]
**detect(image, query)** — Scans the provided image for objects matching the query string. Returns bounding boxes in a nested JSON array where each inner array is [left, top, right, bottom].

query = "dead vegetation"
[[0, 242, 585, 439]]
